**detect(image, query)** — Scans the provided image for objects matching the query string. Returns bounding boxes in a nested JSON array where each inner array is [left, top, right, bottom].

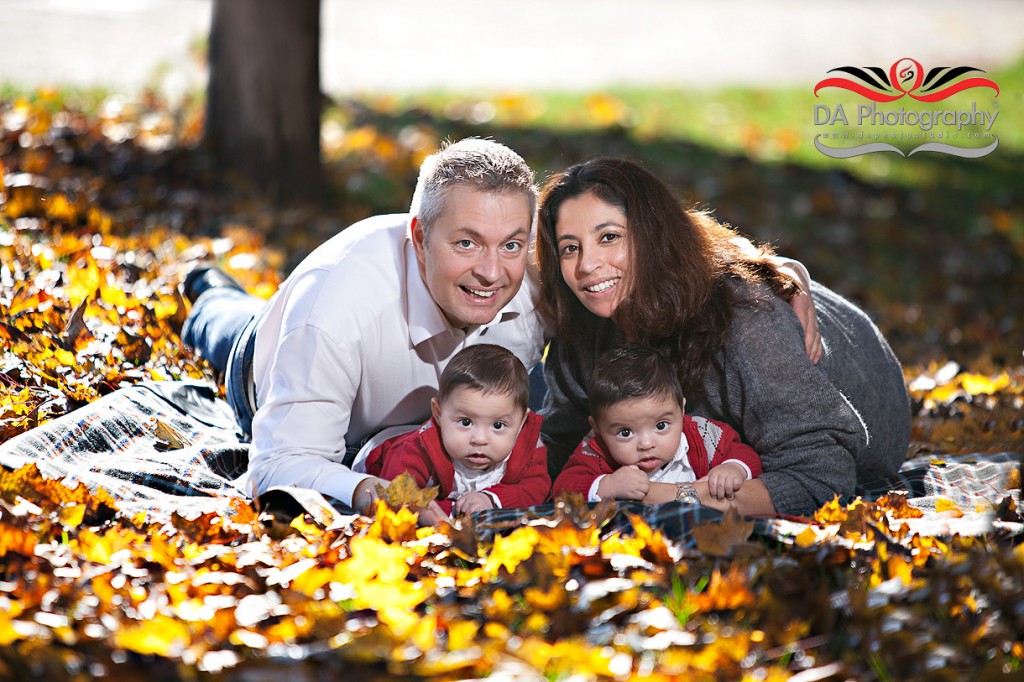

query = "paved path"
[[1, 0, 1022, 96]]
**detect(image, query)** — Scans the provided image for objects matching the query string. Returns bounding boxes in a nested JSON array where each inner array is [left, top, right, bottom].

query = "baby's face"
[[432, 386, 527, 471], [591, 395, 685, 474]]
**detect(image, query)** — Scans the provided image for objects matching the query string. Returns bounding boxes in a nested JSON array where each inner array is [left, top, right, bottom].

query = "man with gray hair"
[[182, 138, 546, 510]]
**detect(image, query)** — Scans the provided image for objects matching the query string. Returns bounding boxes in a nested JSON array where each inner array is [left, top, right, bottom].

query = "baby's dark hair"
[[439, 344, 530, 412], [588, 344, 685, 418]]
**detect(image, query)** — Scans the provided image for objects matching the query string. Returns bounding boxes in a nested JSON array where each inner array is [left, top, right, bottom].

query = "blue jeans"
[[181, 288, 266, 438]]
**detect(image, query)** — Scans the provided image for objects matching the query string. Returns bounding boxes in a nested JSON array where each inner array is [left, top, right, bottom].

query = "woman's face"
[[554, 192, 630, 319]]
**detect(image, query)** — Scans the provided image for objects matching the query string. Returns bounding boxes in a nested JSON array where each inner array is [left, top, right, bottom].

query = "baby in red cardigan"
[[552, 345, 762, 504], [364, 344, 550, 516]]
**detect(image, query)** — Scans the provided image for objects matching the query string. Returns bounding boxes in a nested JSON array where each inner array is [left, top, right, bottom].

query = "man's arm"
[[773, 257, 822, 364], [247, 322, 370, 507], [730, 237, 821, 364]]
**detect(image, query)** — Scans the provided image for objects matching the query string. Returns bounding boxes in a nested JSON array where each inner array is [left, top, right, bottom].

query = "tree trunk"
[[206, 0, 322, 202]]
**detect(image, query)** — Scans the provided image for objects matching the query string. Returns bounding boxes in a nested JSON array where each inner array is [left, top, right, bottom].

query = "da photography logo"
[[813, 57, 1000, 158]]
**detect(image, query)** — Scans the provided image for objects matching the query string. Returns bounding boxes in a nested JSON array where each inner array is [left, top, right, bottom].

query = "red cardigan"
[[552, 414, 762, 498], [364, 411, 551, 513]]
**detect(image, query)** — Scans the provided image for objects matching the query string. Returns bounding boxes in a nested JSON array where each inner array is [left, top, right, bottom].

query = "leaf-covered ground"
[[1, 92, 1023, 680]]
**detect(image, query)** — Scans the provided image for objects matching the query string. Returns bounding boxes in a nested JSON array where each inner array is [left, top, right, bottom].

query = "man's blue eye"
[[458, 239, 473, 248]]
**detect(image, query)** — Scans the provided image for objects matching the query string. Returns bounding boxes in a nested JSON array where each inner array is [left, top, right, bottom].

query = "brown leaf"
[[58, 296, 92, 352], [693, 507, 754, 557], [152, 418, 190, 450]]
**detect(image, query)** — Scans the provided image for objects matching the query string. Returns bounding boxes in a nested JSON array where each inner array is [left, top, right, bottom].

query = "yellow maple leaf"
[[935, 498, 964, 517], [794, 526, 819, 548], [0, 616, 22, 647], [959, 372, 1010, 396], [628, 514, 676, 563], [367, 499, 421, 543], [376, 472, 439, 511], [334, 534, 411, 584], [813, 496, 848, 525], [114, 614, 192, 657], [484, 525, 540, 577], [356, 581, 428, 638], [887, 554, 914, 586], [600, 532, 647, 558], [65, 257, 101, 309], [59, 502, 86, 528]]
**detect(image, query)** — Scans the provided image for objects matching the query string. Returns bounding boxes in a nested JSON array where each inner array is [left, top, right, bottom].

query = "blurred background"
[[1, 0, 1022, 377]]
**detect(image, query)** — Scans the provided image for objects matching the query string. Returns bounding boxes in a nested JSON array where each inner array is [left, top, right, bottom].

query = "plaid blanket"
[[0, 381, 251, 520], [1, 381, 1020, 542]]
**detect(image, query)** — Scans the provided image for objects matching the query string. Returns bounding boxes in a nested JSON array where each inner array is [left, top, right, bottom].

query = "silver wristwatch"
[[675, 483, 700, 505]]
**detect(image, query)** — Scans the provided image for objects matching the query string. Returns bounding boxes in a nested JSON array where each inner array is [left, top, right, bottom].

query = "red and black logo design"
[[813, 57, 1000, 158], [814, 57, 999, 102]]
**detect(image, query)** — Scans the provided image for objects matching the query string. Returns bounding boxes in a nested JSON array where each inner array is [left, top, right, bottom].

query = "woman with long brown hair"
[[536, 157, 910, 516]]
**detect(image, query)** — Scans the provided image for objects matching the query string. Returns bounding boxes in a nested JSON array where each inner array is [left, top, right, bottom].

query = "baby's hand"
[[454, 492, 495, 516], [598, 465, 651, 501], [705, 462, 747, 501]]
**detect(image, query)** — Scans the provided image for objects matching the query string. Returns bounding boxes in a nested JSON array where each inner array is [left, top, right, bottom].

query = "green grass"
[[0, 84, 113, 114], [371, 54, 1024, 190]]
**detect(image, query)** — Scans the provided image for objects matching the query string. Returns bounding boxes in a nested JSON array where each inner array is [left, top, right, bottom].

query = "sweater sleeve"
[[709, 290, 867, 515], [551, 435, 615, 498]]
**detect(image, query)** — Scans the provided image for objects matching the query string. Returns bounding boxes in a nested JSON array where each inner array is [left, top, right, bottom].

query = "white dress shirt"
[[246, 214, 547, 506]]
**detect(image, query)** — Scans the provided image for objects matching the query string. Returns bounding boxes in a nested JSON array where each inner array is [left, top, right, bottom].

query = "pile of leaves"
[[1, 93, 1023, 680], [2, 464, 1023, 681]]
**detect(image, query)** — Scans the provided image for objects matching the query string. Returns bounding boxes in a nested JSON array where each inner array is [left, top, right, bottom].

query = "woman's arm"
[[644, 479, 776, 515], [707, 291, 867, 516]]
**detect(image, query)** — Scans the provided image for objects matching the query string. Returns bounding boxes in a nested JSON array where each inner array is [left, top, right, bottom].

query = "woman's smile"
[[583, 277, 620, 294], [555, 192, 631, 319]]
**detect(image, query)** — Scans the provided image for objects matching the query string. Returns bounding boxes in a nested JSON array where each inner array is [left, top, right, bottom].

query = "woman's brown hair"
[[535, 157, 797, 393]]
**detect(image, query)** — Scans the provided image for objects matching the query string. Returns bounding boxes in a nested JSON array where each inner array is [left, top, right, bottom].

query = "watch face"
[[676, 484, 699, 504]]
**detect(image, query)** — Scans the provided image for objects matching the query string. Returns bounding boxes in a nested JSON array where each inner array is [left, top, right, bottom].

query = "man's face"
[[412, 185, 532, 329]]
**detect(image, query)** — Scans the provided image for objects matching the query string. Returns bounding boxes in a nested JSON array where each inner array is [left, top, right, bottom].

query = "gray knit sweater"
[[540, 279, 911, 515]]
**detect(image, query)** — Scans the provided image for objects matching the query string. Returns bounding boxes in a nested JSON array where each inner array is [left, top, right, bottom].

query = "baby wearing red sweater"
[[365, 344, 550, 516], [552, 345, 762, 503]]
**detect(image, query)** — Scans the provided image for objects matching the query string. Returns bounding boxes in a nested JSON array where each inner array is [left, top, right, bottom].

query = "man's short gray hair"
[[409, 138, 537, 240]]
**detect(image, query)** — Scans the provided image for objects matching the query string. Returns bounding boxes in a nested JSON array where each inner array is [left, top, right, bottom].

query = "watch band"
[[675, 483, 700, 505]]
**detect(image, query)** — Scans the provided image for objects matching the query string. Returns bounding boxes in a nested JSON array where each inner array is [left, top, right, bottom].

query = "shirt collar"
[[404, 238, 532, 348]]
